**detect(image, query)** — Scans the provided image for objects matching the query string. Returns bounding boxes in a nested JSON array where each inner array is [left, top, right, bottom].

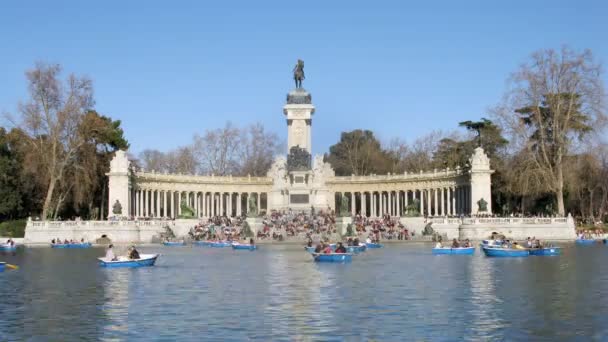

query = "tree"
[[0, 128, 23, 218], [16, 63, 94, 219], [68, 111, 128, 219], [238, 123, 282, 176], [504, 47, 605, 215], [191, 122, 240, 175], [326, 130, 396, 176]]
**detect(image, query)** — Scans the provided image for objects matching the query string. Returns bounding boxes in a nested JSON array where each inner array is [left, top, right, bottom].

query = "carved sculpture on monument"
[[112, 200, 122, 215], [477, 198, 488, 212], [287, 145, 312, 171]]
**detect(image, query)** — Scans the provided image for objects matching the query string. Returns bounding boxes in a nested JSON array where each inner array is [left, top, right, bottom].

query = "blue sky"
[[1, 0, 606, 155]]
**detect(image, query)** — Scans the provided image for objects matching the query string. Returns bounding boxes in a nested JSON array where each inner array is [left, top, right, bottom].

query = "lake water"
[[1, 243, 608, 341]]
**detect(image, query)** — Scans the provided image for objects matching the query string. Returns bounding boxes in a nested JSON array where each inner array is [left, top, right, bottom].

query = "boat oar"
[[5, 263, 19, 270]]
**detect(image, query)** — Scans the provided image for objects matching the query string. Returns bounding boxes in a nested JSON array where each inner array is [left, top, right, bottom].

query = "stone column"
[[419, 190, 424, 216], [426, 189, 431, 216], [433, 189, 438, 216], [237, 193, 242, 216], [361, 192, 367, 217], [395, 191, 399, 217], [135, 190, 140, 217], [154, 190, 158, 218], [351, 193, 356, 216], [439, 188, 444, 216], [143, 190, 148, 217], [404, 190, 409, 208], [177, 191, 181, 216], [221, 193, 225, 216], [163, 191, 167, 218]]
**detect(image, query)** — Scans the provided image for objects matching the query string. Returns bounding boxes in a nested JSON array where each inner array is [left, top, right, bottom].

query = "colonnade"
[[128, 189, 267, 219], [335, 186, 471, 217]]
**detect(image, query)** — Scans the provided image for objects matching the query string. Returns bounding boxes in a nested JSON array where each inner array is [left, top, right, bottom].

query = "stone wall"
[[429, 216, 576, 241], [24, 220, 168, 244]]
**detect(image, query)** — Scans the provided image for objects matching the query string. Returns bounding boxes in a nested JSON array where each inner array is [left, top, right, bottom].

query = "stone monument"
[[469, 147, 494, 214], [107, 150, 130, 218]]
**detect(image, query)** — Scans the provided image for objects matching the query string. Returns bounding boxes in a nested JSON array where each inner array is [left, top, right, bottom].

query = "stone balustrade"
[[329, 168, 465, 184], [29, 220, 169, 229]]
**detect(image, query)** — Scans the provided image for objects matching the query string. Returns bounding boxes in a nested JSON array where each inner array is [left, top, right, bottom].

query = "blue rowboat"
[[0, 262, 5, 272], [366, 243, 383, 248], [346, 245, 366, 253], [162, 241, 186, 246], [481, 246, 529, 257], [0, 244, 17, 252], [209, 241, 232, 248], [312, 253, 352, 263], [98, 254, 159, 268], [232, 244, 257, 251], [529, 247, 562, 256], [51, 243, 92, 249], [575, 239, 597, 245], [193, 241, 231, 247], [432, 247, 475, 255]]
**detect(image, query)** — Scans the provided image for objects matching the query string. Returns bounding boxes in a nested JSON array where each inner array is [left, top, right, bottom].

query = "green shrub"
[[0, 219, 27, 237]]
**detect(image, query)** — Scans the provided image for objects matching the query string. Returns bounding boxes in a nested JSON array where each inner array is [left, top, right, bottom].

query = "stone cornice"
[[134, 172, 273, 186]]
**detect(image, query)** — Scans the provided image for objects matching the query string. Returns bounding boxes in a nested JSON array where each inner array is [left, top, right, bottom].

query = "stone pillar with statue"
[[107, 150, 130, 219], [469, 147, 494, 215]]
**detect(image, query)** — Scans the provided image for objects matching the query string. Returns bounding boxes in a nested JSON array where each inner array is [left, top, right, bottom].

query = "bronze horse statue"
[[293, 59, 305, 88]]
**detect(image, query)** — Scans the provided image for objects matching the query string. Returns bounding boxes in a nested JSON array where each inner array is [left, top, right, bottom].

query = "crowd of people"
[[188, 216, 247, 242], [51, 238, 88, 245], [577, 230, 604, 239], [353, 214, 412, 240]]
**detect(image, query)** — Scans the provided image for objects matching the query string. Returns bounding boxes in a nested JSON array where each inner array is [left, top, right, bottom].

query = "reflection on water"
[[1, 244, 608, 341], [467, 256, 505, 339]]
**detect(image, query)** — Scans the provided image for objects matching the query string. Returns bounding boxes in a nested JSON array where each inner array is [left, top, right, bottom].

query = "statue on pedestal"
[[339, 195, 350, 217], [248, 195, 258, 217], [477, 198, 488, 212], [112, 200, 123, 215], [287, 146, 312, 171], [293, 59, 305, 89]]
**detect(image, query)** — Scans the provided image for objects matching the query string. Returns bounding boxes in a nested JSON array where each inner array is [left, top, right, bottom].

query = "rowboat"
[[162, 241, 186, 246], [0, 244, 17, 252], [575, 239, 597, 245], [51, 243, 92, 249], [98, 254, 159, 268], [305, 245, 337, 253], [0, 262, 5, 272], [366, 243, 383, 248], [232, 243, 257, 251], [529, 247, 562, 256], [481, 246, 529, 257], [346, 245, 366, 253], [432, 247, 475, 255], [193, 241, 232, 247], [312, 253, 353, 263]]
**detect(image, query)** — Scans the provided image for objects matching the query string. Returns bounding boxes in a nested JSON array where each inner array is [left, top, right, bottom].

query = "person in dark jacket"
[[335, 242, 347, 253], [128, 246, 140, 260]]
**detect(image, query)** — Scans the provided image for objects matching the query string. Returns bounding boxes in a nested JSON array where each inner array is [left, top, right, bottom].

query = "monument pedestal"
[[335, 216, 352, 236], [245, 217, 263, 236]]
